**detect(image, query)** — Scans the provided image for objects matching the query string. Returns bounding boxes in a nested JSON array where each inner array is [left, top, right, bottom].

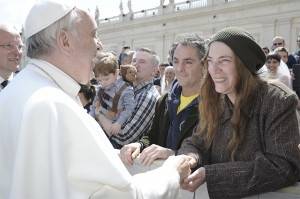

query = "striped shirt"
[[90, 78, 135, 125], [110, 80, 160, 148]]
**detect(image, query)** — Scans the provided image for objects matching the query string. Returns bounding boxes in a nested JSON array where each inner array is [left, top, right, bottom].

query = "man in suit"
[[0, 24, 23, 91]]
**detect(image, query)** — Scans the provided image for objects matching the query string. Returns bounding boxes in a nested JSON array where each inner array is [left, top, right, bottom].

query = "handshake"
[[120, 143, 206, 192], [163, 154, 206, 192]]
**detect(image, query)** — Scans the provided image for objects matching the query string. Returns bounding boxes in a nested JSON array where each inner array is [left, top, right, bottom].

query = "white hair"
[[136, 47, 160, 67], [26, 8, 83, 58]]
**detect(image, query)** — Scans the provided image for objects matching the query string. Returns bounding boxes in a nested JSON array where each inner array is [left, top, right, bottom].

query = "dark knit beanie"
[[209, 27, 266, 73]]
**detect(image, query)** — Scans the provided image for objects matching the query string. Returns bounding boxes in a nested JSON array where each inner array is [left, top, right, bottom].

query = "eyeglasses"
[[273, 42, 283, 46], [0, 43, 24, 51]]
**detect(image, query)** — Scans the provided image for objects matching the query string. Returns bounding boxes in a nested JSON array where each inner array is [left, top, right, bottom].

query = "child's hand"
[[95, 100, 100, 107], [110, 122, 122, 135], [95, 101, 100, 113], [97, 114, 113, 136]]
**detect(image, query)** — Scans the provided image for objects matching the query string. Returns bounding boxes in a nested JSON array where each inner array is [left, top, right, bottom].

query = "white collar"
[[0, 76, 5, 84], [0, 73, 13, 83], [28, 58, 81, 99]]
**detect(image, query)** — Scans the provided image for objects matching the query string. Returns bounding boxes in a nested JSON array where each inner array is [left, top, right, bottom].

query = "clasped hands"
[[168, 154, 206, 192], [120, 143, 206, 192]]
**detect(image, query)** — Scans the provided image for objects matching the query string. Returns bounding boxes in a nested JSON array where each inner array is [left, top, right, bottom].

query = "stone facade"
[[97, 0, 300, 62]]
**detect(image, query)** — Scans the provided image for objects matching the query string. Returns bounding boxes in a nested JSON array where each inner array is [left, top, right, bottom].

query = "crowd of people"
[[259, 35, 300, 97], [0, 0, 300, 199]]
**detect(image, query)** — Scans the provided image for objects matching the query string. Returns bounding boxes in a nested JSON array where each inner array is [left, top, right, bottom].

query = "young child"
[[91, 52, 136, 137]]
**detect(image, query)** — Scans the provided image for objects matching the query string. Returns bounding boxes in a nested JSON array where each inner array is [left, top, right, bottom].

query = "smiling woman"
[[178, 27, 300, 199], [207, 42, 238, 102]]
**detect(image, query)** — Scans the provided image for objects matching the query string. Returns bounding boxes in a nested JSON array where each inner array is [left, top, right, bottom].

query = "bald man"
[[0, 24, 23, 91]]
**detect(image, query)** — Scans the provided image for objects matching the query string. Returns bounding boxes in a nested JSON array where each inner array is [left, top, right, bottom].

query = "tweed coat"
[[178, 81, 300, 199]]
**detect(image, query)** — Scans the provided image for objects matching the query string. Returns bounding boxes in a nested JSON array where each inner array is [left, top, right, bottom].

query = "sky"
[[0, 0, 186, 31]]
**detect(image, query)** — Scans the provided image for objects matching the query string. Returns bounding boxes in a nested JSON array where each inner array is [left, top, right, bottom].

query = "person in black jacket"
[[120, 34, 206, 166]]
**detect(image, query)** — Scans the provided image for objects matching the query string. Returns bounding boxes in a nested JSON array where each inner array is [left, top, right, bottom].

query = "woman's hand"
[[181, 167, 206, 192]]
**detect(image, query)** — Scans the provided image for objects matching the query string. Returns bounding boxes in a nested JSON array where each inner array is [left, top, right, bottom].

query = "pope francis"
[[0, 1, 191, 199]]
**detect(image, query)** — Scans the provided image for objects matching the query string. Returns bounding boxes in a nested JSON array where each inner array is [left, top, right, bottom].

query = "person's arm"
[[115, 86, 136, 126], [89, 95, 97, 118], [110, 122, 122, 135], [130, 155, 192, 199], [139, 93, 168, 150], [91, 92, 114, 135], [110, 88, 159, 147], [181, 92, 300, 198], [20, 91, 191, 199], [208, 92, 300, 198], [181, 167, 206, 192], [89, 86, 101, 118], [120, 142, 142, 165], [97, 113, 113, 136], [17, 97, 135, 198], [119, 93, 168, 165], [139, 144, 175, 166], [177, 131, 206, 168]]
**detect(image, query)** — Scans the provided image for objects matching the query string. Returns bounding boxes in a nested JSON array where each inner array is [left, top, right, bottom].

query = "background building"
[[97, 0, 300, 62]]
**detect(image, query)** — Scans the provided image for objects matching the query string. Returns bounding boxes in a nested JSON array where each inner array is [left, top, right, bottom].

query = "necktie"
[[1, 80, 8, 88]]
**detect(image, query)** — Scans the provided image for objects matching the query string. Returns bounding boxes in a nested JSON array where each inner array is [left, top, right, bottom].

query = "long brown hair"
[[198, 54, 262, 160]]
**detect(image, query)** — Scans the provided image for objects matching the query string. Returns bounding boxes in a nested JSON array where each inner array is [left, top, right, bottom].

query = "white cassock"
[[0, 59, 180, 199]]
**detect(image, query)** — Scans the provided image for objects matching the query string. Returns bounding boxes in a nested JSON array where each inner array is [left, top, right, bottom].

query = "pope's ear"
[[57, 29, 71, 53]]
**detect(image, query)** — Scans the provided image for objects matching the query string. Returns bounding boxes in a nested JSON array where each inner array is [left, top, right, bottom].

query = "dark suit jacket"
[[179, 82, 300, 199]]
